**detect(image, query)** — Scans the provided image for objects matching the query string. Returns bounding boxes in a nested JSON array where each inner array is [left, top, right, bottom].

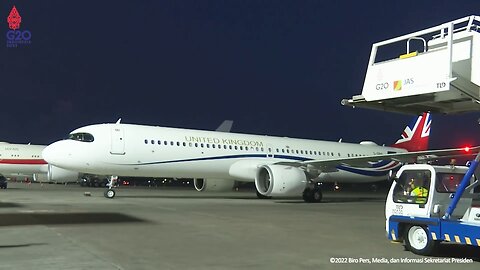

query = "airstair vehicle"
[[345, 15, 480, 256], [342, 15, 480, 115]]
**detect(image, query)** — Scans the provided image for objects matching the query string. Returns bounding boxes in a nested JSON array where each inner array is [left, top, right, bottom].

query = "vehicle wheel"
[[104, 189, 116, 199], [256, 190, 271, 199], [303, 186, 322, 203], [404, 225, 436, 255]]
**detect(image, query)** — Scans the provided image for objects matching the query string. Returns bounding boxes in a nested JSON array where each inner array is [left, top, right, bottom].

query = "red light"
[[464, 146, 470, 152]]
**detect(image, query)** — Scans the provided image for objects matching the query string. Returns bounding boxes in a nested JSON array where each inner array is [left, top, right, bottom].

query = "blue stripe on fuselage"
[[125, 154, 269, 166], [115, 154, 397, 176]]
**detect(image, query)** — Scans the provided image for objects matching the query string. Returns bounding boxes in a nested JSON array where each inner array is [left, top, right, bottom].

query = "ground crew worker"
[[409, 179, 428, 203]]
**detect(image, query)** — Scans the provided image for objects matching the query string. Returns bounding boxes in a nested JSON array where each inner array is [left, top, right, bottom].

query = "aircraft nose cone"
[[42, 143, 60, 165]]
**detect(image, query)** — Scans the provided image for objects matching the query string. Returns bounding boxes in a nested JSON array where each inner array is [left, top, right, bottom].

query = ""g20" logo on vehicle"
[[376, 82, 389, 90]]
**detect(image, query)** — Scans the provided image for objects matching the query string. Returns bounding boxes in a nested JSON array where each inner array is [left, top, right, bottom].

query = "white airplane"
[[42, 113, 477, 201], [0, 121, 234, 187], [0, 142, 79, 183]]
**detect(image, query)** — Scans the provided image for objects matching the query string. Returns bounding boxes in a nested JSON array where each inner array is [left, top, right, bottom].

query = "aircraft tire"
[[302, 186, 322, 203], [104, 189, 116, 199]]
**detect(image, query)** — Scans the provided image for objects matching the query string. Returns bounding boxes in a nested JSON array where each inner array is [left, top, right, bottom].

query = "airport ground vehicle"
[[385, 153, 480, 255], [0, 176, 7, 189]]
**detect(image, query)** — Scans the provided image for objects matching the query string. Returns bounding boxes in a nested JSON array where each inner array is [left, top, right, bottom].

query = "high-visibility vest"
[[410, 187, 428, 203]]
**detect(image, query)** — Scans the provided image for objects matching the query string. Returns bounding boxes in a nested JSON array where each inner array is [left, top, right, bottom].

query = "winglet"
[[115, 118, 122, 124], [215, 120, 234, 132]]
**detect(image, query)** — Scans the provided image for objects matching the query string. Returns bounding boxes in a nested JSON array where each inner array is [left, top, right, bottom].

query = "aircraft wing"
[[275, 146, 480, 172]]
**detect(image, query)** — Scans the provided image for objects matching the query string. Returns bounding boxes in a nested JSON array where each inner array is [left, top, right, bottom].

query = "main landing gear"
[[104, 176, 118, 199], [302, 184, 323, 203]]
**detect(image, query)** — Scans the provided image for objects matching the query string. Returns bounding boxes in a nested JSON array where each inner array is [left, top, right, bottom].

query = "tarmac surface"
[[0, 182, 478, 270]]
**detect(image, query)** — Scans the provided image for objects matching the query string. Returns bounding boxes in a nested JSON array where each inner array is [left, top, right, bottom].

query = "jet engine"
[[193, 178, 236, 192], [255, 165, 307, 196], [33, 165, 79, 183]]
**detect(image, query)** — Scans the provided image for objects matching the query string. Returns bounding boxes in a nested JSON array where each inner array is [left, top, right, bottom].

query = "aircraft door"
[[110, 126, 125, 155]]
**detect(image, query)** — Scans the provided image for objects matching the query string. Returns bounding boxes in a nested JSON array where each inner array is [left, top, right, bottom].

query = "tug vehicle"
[[385, 153, 480, 255]]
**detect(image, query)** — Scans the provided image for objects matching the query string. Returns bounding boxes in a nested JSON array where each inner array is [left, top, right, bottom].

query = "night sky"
[[1, 1, 479, 149]]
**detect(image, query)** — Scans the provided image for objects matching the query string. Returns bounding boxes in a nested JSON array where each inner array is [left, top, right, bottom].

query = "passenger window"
[[183, 142, 186, 147], [177, 142, 180, 146], [158, 140, 162, 145], [151, 140, 155, 144], [144, 139, 148, 144]]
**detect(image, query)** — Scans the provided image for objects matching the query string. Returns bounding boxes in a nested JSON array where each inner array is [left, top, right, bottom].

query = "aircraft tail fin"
[[216, 120, 234, 132], [392, 112, 431, 152]]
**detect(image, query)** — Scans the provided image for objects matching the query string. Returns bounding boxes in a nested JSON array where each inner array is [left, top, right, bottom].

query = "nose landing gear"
[[104, 175, 118, 199]]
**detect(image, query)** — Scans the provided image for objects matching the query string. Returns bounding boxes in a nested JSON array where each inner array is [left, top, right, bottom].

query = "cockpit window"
[[68, 132, 94, 142]]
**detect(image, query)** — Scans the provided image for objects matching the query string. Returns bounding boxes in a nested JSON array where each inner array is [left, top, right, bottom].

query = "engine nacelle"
[[33, 173, 48, 182], [34, 165, 79, 183], [49, 165, 79, 183], [255, 165, 307, 196], [193, 178, 235, 192]]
